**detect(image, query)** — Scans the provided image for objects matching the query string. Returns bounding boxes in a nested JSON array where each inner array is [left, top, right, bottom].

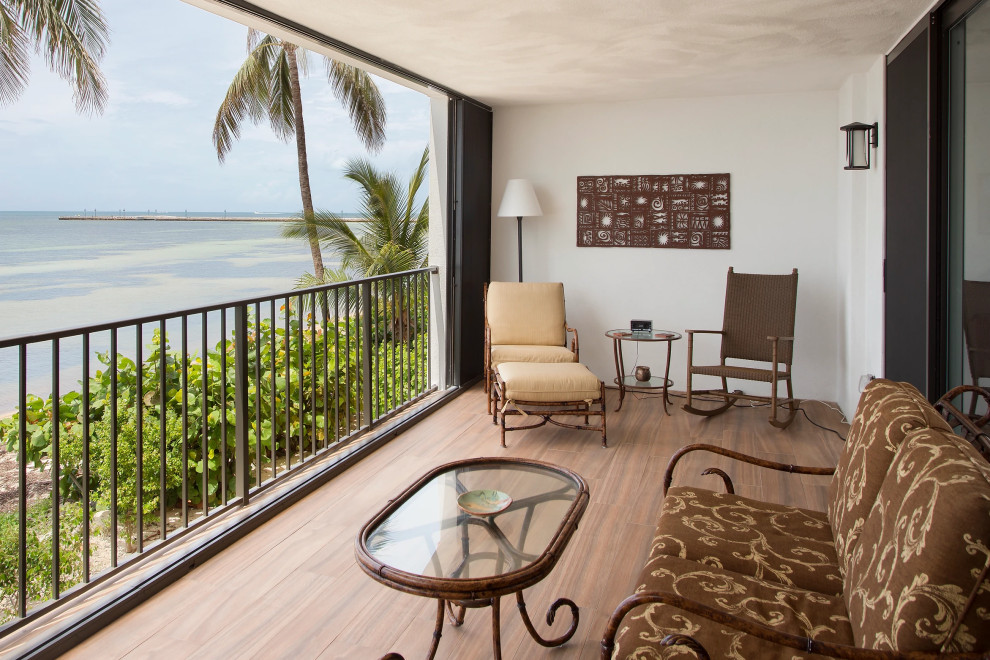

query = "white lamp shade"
[[497, 179, 543, 218]]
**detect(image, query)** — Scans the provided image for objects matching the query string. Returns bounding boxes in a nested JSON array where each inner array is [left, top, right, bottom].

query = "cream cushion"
[[487, 282, 567, 346], [489, 344, 576, 369], [497, 362, 601, 403]]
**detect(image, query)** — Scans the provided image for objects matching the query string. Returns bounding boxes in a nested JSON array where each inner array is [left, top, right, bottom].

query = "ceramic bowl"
[[457, 489, 512, 516]]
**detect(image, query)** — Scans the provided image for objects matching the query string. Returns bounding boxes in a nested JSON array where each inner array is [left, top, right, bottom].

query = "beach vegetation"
[[0, 305, 427, 621]]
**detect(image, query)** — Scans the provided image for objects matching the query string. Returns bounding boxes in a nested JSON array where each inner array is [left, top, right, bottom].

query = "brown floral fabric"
[[827, 379, 953, 577], [612, 556, 853, 659], [844, 428, 990, 652], [652, 487, 842, 596]]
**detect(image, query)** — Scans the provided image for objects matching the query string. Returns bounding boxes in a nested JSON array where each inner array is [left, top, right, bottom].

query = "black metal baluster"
[[334, 288, 340, 444], [159, 319, 167, 542], [297, 294, 304, 463], [110, 330, 118, 567], [391, 276, 398, 410], [344, 286, 351, 436], [361, 282, 373, 430], [284, 298, 291, 470], [201, 313, 208, 517], [321, 292, 329, 450], [18, 344, 27, 617], [52, 338, 61, 598], [270, 299, 277, 479], [309, 292, 316, 457], [220, 310, 228, 504], [372, 280, 380, 421], [254, 302, 262, 486], [427, 272, 433, 391], [181, 317, 188, 528], [412, 273, 419, 395], [234, 305, 250, 505], [82, 333, 90, 582], [136, 325, 143, 553]]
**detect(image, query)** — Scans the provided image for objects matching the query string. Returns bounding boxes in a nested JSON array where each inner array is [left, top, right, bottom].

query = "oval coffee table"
[[355, 457, 589, 659]]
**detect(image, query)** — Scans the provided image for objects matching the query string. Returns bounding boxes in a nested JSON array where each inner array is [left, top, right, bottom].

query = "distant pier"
[[58, 215, 366, 222]]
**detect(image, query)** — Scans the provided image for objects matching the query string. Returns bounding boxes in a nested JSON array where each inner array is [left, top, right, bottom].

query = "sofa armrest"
[[600, 591, 987, 660], [663, 443, 835, 497], [567, 325, 579, 361]]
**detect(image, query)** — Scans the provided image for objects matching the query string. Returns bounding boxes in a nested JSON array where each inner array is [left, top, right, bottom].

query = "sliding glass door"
[[947, 0, 990, 416]]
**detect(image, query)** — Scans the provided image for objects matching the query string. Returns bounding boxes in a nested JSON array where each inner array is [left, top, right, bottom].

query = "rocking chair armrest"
[[935, 385, 990, 447], [567, 325, 580, 360], [685, 329, 724, 336], [767, 335, 794, 342], [600, 590, 970, 660], [663, 443, 835, 496]]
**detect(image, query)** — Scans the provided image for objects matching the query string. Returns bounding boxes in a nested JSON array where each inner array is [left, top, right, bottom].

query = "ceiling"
[[206, 0, 935, 106]]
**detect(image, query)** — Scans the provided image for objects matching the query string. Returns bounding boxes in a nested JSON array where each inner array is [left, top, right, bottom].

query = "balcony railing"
[[0, 267, 439, 630]]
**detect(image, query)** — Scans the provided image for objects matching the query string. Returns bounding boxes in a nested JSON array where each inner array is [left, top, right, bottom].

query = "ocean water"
[[0, 211, 339, 411]]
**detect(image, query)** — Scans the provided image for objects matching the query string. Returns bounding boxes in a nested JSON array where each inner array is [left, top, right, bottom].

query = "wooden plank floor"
[[59, 385, 847, 660]]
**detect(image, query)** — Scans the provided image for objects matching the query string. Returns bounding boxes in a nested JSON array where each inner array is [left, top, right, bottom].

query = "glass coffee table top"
[[362, 459, 584, 580]]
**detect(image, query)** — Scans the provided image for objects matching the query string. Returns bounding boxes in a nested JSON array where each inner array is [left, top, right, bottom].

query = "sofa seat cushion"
[[844, 427, 990, 653], [828, 379, 954, 577], [495, 362, 601, 403], [489, 344, 576, 369], [612, 556, 853, 659], [653, 487, 843, 596]]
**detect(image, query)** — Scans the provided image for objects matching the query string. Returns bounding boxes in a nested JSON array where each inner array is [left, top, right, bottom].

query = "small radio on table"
[[630, 319, 653, 339]]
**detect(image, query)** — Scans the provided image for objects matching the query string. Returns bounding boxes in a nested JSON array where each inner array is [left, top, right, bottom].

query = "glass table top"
[[606, 329, 682, 341], [362, 460, 585, 580]]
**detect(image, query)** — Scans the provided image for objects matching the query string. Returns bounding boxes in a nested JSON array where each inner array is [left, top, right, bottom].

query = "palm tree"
[[213, 29, 386, 280], [285, 146, 429, 339], [0, 0, 109, 114]]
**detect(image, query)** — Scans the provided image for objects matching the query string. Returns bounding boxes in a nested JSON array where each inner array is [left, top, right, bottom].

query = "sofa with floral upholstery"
[[602, 379, 990, 659]]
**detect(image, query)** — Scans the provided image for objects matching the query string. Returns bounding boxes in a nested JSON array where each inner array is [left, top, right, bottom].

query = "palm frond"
[[325, 59, 387, 154], [15, 0, 109, 114], [0, 3, 30, 105], [212, 36, 277, 162], [268, 43, 295, 141]]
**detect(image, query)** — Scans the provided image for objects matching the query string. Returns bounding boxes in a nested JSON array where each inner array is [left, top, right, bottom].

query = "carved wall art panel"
[[576, 174, 730, 249]]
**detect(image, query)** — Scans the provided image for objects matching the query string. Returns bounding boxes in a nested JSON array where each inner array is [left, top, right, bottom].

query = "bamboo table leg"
[[662, 337, 673, 415], [612, 337, 626, 412]]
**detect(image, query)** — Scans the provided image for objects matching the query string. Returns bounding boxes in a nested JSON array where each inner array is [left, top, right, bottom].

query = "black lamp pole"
[[516, 216, 524, 282]]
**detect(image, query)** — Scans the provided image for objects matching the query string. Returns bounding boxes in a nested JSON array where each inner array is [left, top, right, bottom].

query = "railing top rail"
[[0, 267, 438, 348]]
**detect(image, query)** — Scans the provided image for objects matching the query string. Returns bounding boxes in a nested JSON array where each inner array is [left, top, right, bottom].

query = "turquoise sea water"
[[0, 211, 342, 411]]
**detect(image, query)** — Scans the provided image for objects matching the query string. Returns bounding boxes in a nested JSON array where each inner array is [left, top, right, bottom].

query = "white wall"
[[836, 57, 886, 416], [491, 92, 843, 405]]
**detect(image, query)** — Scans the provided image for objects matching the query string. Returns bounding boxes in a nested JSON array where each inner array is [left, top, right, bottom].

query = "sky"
[[0, 0, 432, 213]]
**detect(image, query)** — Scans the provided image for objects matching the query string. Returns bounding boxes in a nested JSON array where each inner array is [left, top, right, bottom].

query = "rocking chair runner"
[[684, 267, 799, 428]]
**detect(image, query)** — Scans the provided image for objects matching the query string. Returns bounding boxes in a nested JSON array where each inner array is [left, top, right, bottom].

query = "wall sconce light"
[[840, 122, 879, 170]]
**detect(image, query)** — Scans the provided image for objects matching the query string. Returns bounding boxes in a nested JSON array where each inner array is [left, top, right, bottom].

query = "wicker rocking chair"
[[684, 267, 799, 429]]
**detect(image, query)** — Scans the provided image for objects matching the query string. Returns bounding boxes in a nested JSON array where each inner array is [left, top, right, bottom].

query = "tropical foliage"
[[213, 29, 387, 279], [0, 302, 430, 623], [286, 145, 430, 286], [0, 0, 109, 113]]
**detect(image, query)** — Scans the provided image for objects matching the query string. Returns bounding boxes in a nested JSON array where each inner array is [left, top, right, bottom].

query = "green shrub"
[[0, 498, 85, 625]]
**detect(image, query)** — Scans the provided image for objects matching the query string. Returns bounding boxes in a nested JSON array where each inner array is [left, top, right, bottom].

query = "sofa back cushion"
[[828, 379, 953, 576], [844, 428, 990, 652], [486, 282, 567, 347]]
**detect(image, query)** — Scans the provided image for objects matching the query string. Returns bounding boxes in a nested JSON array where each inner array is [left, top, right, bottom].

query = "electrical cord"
[[660, 389, 848, 441]]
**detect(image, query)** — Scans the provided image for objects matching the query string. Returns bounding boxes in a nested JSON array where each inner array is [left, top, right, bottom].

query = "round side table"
[[605, 329, 682, 414]]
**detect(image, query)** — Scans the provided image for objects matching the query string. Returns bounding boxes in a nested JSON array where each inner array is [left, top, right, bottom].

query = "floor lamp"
[[496, 179, 543, 282]]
